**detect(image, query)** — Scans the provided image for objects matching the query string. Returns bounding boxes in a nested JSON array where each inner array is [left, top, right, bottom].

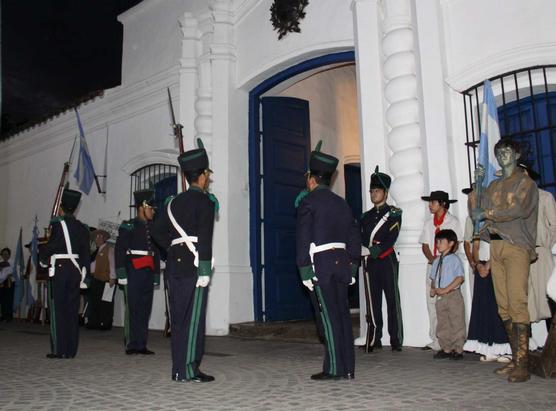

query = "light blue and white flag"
[[12, 228, 25, 313], [73, 109, 97, 195], [477, 80, 501, 188], [25, 216, 40, 304]]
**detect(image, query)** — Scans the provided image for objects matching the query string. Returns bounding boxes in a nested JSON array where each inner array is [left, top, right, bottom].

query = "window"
[[462, 66, 556, 197], [129, 163, 178, 218]]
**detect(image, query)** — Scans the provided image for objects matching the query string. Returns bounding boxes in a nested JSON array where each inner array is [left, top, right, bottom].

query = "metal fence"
[[462, 65, 556, 197], [129, 163, 178, 218]]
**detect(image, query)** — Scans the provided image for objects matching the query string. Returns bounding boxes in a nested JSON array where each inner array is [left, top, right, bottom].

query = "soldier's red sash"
[[131, 256, 155, 271]]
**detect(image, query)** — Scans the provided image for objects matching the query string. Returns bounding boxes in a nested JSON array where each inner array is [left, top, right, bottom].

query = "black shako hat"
[[370, 166, 391, 190], [60, 188, 82, 213], [308, 140, 338, 175], [178, 138, 212, 173], [421, 190, 457, 204], [518, 160, 541, 181], [133, 189, 155, 208]]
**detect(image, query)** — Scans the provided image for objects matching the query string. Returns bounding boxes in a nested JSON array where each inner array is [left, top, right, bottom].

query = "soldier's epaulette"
[[360, 211, 370, 220], [50, 216, 63, 224], [120, 220, 135, 231], [389, 206, 402, 217], [164, 195, 175, 207], [82, 223, 90, 231]]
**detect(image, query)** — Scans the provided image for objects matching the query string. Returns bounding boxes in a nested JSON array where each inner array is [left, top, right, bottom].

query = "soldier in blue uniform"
[[41, 188, 90, 359], [115, 189, 160, 355], [360, 166, 403, 351], [151, 139, 217, 383], [296, 141, 361, 380]]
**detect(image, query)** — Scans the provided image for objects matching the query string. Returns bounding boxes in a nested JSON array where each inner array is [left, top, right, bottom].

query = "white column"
[[178, 13, 200, 150], [351, 0, 388, 344], [382, 0, 429, 347]]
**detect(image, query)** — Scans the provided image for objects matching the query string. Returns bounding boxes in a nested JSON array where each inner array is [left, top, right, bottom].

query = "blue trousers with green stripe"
[[168, 273, 208, 379], [125, 267, 154, 350], [367, 254, 403, 347], [314, 280, 354, 377], [48, 265, 81, 357]]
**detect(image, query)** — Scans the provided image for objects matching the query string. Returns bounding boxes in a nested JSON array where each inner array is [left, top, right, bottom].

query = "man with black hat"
[[295, 141, 361, 380], [115, 189, 160, 355], [360, 166, 403, 351], [151, 139, 217, 383], [40, 188, 90, 358], [419, 190, 462, 351]]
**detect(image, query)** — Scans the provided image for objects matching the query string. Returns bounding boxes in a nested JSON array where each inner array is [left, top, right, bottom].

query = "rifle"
[[163, 88, 188, 337], [50, 136, 77, 220], [167, 88, 187, 192], [361, 254, 376, 353]]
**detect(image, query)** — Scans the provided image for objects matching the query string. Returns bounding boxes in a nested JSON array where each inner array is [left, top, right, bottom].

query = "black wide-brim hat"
[[61, 188, 82, 213], [178, 138, 212, 173], [308, 140, 338, 175], [132, 189, 156, 208], [421, 190, 457, 204], [370, 166, 391, 190]]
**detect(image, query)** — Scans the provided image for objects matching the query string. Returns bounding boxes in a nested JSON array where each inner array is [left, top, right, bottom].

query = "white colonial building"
[[1, 0, 555, 346]]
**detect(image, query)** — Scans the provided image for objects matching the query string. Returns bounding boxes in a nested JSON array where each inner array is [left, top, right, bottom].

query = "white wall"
[[275, 64, 361, 197]]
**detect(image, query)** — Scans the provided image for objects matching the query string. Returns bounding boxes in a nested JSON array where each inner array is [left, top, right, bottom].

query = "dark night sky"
[[1, 0, 142, 139]]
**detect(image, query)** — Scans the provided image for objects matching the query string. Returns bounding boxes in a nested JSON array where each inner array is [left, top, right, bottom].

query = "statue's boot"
[[494, 319, 515, 375], [508, 323, 530, 383]]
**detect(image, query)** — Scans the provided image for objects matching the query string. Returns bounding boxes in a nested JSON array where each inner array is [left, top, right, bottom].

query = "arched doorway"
[[248, 51, 361, 321]]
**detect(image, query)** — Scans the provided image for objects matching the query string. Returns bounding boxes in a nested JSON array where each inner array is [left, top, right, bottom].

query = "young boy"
[[429, 229, 466, 360]]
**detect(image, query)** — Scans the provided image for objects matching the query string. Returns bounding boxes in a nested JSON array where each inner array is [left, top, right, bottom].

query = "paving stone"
[[1, 322, 556, 410]]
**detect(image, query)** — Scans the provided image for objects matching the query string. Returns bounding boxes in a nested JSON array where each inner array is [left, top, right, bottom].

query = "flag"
[[73, 109, 97, 194], [477, 80, 501, 188], [12, 228, 25, 313], [25, 216, 40, 305]]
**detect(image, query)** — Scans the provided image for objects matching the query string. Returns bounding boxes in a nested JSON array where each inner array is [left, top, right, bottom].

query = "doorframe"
[[248, 50, 355, 321]]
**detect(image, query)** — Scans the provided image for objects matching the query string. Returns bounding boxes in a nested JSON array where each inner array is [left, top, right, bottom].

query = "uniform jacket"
[[150, 187, 215, 276], [361, 203, 402, 260], [40, 215, 91, 276], [296, 186, 361, 282], [115, 218, 160, 276]]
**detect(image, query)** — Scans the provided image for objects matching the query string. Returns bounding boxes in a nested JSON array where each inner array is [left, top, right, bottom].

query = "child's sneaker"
[[451, 352, 464, 360], [433, 350, 452, 359]]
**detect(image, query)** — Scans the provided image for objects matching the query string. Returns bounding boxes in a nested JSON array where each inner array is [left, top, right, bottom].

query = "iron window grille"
[[129, 163, 178, 219], [462, 65, 556, 197]]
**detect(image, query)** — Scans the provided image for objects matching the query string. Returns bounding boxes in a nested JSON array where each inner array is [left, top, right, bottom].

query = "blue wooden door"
[[262, 97, 313, 321]]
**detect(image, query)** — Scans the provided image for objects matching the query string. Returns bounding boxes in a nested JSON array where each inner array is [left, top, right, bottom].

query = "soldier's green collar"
[[310, 184, 329, 192], [188, 186, 205, 193]]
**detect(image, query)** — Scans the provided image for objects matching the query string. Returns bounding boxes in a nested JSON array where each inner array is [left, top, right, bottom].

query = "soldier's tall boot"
[[508, 323, 530, 383], [494, 319, 515, 375]]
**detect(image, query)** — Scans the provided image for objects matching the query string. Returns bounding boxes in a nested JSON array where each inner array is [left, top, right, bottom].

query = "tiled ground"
[[1, 322, 555, 410]]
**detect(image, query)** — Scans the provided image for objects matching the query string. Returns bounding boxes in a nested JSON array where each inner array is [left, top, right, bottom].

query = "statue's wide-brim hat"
[[421, 190, 457, 204], [178, 138, 212, 173], [61, 188, 82, 212], [132, 189, 156, 208], [308, 140, 338, 175], [370, 166, 391, 190]]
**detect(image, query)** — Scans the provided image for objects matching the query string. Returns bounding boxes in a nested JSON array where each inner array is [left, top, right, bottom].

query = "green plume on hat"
[[314, 140, 322, 152], [197, 138, 204, 149]]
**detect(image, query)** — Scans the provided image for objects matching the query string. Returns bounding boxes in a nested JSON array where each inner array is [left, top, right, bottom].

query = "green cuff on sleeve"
[[351, 263, 359, 277], [116, 267, 127, 280], [298, 265, 314, 281], [153, 273, 160, 286], [198, 260, 212, 277]]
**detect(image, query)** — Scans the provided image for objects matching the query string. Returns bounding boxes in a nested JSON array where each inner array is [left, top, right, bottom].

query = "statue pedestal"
[[529, 312, 556, 378]]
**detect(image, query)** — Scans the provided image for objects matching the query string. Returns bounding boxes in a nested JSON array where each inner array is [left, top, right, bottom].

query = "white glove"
[[302, 276, 318, 291], [196, 276, 210, 288], [350, 277, 356, 286]]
